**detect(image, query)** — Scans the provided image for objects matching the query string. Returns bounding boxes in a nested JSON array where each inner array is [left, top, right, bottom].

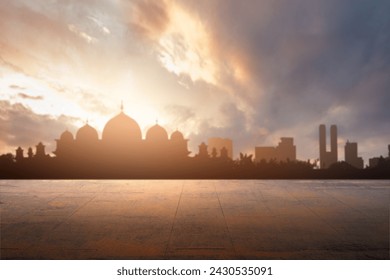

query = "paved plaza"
[[0, 180, 389, 259]]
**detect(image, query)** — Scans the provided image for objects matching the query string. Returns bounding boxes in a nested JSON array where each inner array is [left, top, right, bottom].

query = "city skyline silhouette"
[[1, 106, 389, 179]]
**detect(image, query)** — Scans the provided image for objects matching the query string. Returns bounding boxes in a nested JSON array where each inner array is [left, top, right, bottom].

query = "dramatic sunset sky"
[[1, 0, 389, 162]]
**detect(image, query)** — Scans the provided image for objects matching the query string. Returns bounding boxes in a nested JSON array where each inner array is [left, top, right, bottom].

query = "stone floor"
[[0, 180, 389, 259]]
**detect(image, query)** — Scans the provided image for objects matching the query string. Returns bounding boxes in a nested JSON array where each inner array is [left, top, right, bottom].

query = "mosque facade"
[[53, 109, 190, 165]]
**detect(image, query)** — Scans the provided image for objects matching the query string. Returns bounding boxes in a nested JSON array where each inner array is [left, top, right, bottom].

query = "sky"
[[1, 0, 389, 163]]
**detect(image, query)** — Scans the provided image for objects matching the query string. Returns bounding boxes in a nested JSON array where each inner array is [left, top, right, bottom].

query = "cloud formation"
[[0, 100, 78, 154], [17, 93, 43, 100], [0, 0, 389, 162], [175, 0, 390, 159]]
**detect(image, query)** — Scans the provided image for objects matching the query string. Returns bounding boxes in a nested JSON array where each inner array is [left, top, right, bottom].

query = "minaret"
[[35, 142, 46, 159], [198, 142, 209, 159], [28, 147, 33, 159], [15, 147, 24, 162]]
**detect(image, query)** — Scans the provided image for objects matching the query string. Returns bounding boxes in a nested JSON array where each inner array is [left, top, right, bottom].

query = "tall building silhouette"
[[345, 141, 364, 169], [319, 124, 338, 169], [255, 137, 296, 163], [207, 138, 233, 159]]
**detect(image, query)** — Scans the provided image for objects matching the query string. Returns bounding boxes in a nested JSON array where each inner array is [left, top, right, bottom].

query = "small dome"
[[146, 124, 168, 141], [60, 130, 74, 141], [102, 112, 142, 142], [171, 130, 184, 141], [76, 124, 98, 142]]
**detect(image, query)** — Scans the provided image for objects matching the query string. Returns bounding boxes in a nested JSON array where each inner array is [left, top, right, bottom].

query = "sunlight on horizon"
[[1, 72, 87, 118]]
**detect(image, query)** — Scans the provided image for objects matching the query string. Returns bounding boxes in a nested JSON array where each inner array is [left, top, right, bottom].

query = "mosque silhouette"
[[54, 105, 190, 165], [5, 105, 233, 179]]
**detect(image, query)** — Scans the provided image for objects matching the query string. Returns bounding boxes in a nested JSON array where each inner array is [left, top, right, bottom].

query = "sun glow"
[[157, 3, 218, 85], [1, 73, 87, 119]]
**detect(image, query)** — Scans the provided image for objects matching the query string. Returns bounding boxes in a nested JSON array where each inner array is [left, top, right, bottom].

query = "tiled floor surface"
[[1, 180, 389, 259]]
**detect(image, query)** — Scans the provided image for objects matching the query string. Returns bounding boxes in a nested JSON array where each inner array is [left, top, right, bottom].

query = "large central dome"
[[102, 112, 142, 143]]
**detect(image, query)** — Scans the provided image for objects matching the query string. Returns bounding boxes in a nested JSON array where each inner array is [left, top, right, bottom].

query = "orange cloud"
[[17, 93, 44, 100], [127, 0, 170, 40]]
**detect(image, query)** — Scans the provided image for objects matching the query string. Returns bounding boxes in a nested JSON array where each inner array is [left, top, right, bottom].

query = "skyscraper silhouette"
[[319, 124, 338, 169], [345, 141, 364, 169]]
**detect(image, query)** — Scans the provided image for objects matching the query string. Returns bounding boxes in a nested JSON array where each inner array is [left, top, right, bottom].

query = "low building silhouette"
[[369, 145, 390, 168], [369, 157, 380, 168], [255, 137, 296, 163]]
